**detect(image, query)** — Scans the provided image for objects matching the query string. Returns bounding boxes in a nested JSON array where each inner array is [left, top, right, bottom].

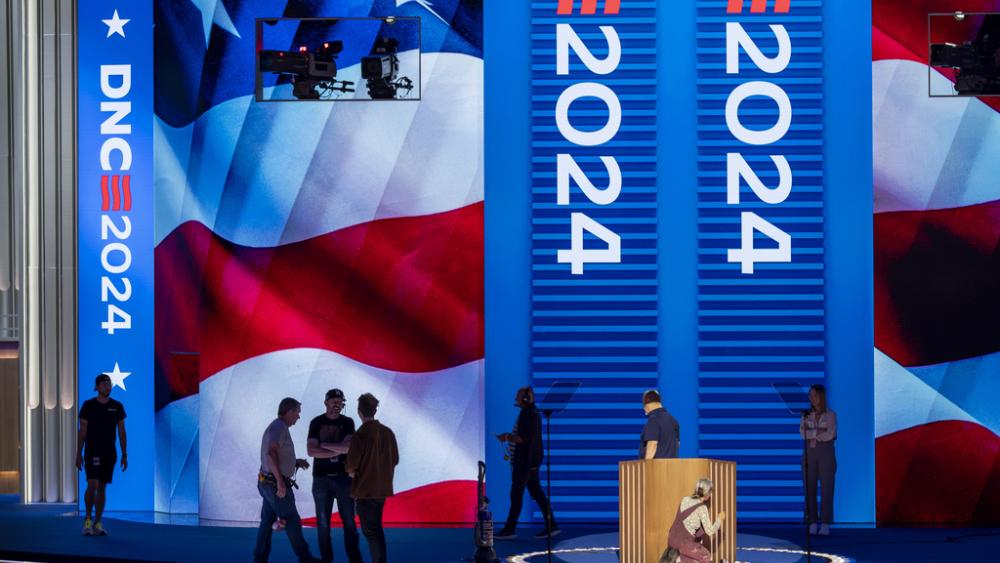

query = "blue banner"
[[78, 0, 155, 510], [529, 0, 657, 522], [695, 0, 826, 521]]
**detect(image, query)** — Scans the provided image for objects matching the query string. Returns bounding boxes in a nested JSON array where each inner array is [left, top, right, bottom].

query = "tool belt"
[[258, 471, 298, 490]]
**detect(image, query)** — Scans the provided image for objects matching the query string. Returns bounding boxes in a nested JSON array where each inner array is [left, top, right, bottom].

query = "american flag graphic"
[[152, 0, 483, 523], [874, 0, 1000, 524]]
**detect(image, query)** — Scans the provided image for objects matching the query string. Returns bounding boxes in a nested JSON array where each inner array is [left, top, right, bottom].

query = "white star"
[[189, 0, 242, 47], [102, 10, 129, 39], [105, 362, 131, 391], [396, 0, 450, 25]]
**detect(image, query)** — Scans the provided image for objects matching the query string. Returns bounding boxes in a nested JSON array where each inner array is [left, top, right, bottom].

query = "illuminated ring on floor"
[[504, 547, 749, 563], [740, 546, 851, 563], [505, 547, 617, 562], [506, 545, 851, 563]]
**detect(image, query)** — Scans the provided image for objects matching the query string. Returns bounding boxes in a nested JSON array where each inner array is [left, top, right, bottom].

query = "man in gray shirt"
[[254, 397, 319, 563]]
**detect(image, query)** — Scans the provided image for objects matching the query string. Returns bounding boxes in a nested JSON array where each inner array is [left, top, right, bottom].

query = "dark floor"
[[1, 497, 998, 562]]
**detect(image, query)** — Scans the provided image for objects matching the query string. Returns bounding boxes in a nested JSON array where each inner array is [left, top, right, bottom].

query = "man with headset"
[[494, 386, 559, 540]]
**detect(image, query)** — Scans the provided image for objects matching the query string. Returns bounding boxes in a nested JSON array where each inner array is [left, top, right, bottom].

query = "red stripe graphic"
[[155, 203, 485, 400], [581, 0, 598, 14], [875, 199, 1000, 367], [100, 176, 110, 211], [302, 480, 476, 527], [877, 420, 1000, 524], [873, 0, 1000, 115], [557, 0, 574, 14], [111, 175, 121, 211], [604, 0, 620, 14], [122, 176, 132, 211]]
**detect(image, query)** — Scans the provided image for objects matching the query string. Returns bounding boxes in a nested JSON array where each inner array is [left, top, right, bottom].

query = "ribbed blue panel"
[[695, 0, 826, 522], [530, 0, 657, 523]]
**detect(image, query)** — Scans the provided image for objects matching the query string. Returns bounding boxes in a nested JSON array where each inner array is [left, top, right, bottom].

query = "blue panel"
[[78, 0, 155, 510], [695, 0, 826, 522], [485, 0, 533, 523], [529, 0, 657, 522], [822, 0, 873, 524]]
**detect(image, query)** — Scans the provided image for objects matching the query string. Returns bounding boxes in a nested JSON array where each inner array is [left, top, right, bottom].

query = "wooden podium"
[[619, 459, 736, 563]]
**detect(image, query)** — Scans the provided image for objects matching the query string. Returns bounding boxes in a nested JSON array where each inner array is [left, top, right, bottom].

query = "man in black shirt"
[[639, 389, 680, 460], [307, 389, 361, 563], [76, 373, 127, 536], [494, 386, 558, 540]]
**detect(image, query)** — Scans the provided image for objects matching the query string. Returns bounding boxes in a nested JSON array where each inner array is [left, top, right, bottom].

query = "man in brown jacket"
[[345, 393, 399, 563]]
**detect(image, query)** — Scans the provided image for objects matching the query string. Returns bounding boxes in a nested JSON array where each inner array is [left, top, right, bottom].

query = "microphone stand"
[[543, 408, 553, 563], [802, 410, 813, 563], [535, 381, 578, 563]]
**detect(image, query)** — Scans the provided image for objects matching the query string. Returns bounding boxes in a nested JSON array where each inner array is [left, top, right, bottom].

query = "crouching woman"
[[661, 478, 726, 563]]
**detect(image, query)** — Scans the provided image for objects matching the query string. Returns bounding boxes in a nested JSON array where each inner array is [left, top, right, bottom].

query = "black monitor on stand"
[[772, 382, 814, 563], [536, 380, 581, 563]]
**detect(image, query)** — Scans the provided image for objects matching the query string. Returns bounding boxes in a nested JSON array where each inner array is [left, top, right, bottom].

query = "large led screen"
[[152, 0, 484, 524], [874, 0, 1000, 524]]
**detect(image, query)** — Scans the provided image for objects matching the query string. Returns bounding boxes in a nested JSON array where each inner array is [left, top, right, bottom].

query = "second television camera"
[[259, 40, 356, 100], [361, 37, 415, 99], [931, 14, 1000, 95]]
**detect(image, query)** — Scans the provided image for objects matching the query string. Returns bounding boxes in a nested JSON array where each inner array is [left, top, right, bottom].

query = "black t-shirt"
[[512, 405, 543, 471], [79, 397, 126, 456], [639, 407, 680, 459], [308, 413, 356, 475]]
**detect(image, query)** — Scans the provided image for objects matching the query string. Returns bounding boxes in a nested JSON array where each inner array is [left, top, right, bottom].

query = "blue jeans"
[[312, 474, 363, 563], [254, 481, 315, 563]]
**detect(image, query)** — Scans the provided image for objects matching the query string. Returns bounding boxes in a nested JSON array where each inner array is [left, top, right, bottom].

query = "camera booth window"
[[255, 17, 421, 102], [929, 12, 1000, 96]]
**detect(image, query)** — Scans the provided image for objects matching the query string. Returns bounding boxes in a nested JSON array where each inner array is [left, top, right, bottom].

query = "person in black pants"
[[345, 393, 399, 563], [800, 384, 837, 536], [308, 388, 362, 563], [494, 386, 559, 540]]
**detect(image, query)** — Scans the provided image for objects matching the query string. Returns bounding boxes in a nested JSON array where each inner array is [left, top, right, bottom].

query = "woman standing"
[[800, 383, 837, 536], [662, 478, 726, 563]]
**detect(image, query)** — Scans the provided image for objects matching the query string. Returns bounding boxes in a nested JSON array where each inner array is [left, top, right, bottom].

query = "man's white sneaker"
[[818, 524, 830, 536], [82, 518, 93, 536], [808, 523, 818, 535]]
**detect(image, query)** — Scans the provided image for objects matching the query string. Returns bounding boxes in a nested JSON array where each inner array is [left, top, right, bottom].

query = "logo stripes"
[[557, 0, 621, 16], [727, 0, 790, 14], [101, 174, 133, 211]]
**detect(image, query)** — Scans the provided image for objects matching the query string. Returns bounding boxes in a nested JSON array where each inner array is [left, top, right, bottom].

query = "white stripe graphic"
[[875, 348, 976, 438], [197, 349, 483, 522], [155, 52, 484, 248], [874, 59, 1000, 214]]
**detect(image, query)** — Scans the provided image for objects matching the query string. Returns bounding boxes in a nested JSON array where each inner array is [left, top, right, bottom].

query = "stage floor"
[[1, 497, 997, 562]]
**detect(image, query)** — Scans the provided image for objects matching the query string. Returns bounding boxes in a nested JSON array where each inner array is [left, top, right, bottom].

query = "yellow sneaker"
[[82, 517, 93, 536], [92, 521, 107, 536]]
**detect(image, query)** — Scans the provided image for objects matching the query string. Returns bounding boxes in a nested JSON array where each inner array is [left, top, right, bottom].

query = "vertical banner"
[[695, 0, 826, 521], [530, 0, 657, 521], [78, 0, 155, 510]]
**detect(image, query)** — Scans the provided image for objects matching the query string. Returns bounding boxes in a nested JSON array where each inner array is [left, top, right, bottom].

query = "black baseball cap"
[[326, 388, 345, 401], [94, 373, 111, 389]]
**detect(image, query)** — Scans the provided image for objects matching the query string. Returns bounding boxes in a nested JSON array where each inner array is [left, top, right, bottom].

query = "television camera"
[[931, 14, 1000, 95], [361, 37, 415, 100], [259, 40, 356, 100]]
